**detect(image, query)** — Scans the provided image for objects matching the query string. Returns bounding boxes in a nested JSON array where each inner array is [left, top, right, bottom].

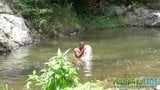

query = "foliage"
[[10, 0, 80, 37], [79, 9, 126, 29], [26, 48, 79, 90], [0, 84, 8, 90], [9, 0, 126, 37], [130, 1, 141, 10]]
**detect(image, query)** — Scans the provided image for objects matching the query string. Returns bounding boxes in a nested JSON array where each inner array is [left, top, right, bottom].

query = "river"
[[1, 27, 160, 89]]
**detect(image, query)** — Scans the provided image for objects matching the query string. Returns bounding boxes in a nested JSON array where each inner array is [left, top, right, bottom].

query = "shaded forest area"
[[8, 0, 149, 37]]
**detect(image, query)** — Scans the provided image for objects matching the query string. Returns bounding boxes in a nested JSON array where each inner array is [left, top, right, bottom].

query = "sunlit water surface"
[[1, 28, 160, 89]]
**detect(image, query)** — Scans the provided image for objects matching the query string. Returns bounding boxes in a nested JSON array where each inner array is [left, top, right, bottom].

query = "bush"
[[10, 0, 80, 37], [129, 1, 143, 10], [10, 0, 126, 36], [78, 9, 126, 29], [26, 48, 79, 90]]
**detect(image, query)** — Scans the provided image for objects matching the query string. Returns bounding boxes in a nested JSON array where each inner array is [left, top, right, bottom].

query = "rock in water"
[[126, 8, 160, 27], [111, 5, 127, 16], [0, 0, 13, 14], [0, 14, 32, 53]]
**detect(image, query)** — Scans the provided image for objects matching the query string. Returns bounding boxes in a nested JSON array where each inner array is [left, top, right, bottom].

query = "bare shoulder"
[[74, 47, 79, 51]]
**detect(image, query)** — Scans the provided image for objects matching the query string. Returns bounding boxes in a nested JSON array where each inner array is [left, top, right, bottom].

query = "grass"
[[79, 15, 125, 30], [78, 8, 126, 30]]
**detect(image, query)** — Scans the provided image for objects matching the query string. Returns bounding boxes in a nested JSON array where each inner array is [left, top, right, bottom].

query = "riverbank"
[[1, 0, 160, 53], [9, 0, 160, 36]]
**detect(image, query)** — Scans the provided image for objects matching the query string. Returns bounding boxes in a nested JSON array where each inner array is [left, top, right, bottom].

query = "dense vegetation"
[[9, 0, 79, 37], [25, 49, 105, 90], [26, 49, 79, 90], [9, 0, 128, 37]]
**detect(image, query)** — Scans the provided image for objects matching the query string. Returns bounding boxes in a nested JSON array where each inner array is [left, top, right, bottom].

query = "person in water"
[[74, 41, 93, 68]]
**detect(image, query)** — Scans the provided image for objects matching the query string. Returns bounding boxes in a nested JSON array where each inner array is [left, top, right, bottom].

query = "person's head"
[[79, 41, 85, 50]]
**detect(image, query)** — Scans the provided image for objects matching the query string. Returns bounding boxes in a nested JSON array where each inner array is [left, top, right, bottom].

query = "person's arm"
[[74, 48, 80, 58], [78, 48, 85, 57], [74, 48, 85, 58]]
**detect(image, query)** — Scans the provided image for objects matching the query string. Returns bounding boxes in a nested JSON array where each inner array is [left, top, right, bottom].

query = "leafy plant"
[[0, 84, 8, 90], [130, 1, 141, 9], [78, 8, 126, 29], [10, 0, 80, 37], [26, 48, 79, 90]]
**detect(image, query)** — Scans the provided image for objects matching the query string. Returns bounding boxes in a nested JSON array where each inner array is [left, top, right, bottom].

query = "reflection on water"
[[0, 46, 29, 78], [83, 60, 92, 77], [1, 27, 160, 89]]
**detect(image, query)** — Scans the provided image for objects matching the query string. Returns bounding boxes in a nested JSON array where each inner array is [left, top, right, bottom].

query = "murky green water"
[[1, 27, 160, 89]]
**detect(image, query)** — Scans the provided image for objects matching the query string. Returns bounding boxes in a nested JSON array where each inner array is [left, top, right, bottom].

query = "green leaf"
[[26, 48, 79, 90]]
